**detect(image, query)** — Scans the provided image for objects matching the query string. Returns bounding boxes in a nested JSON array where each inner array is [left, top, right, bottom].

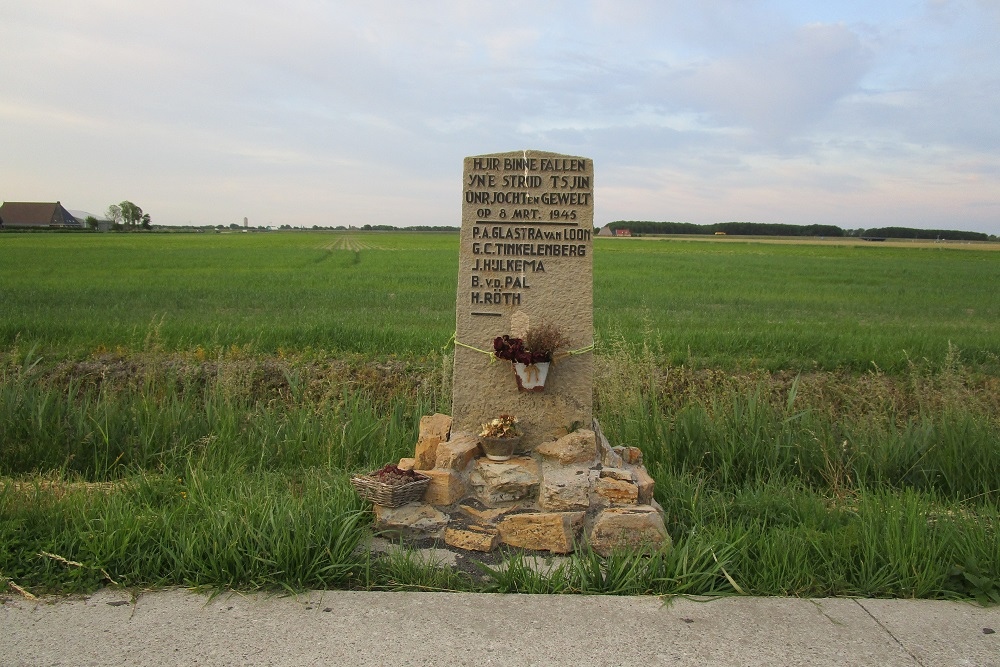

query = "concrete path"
[[3, 588, 998, 666]]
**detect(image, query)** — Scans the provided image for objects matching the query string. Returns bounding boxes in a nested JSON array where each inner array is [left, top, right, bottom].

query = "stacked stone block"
[[375, 413, 670, 556]]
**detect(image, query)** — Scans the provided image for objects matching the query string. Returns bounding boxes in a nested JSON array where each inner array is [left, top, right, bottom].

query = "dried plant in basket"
[[350, 463, 430, 507]]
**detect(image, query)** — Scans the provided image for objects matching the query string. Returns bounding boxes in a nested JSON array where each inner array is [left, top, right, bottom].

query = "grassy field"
[[597, 236, 1000, 372], [2, 231, 998, 371], [0, 232, 457, 358], [1, 231, 999, 600]]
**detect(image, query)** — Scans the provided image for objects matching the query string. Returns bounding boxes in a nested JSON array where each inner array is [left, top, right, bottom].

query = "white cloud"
[[0, 1, 998, 233]]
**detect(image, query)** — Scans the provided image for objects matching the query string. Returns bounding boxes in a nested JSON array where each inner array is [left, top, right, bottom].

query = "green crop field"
[[1, 231, 998, 372], [2, 231, 999, 600]]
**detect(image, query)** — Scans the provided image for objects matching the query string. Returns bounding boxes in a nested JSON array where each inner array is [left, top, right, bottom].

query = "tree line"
[[606, 221, 992, 242], [90, 201, 151, 231]]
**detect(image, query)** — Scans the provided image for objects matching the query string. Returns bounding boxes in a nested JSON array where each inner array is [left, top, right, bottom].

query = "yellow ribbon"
[[552, 343, 595, 363], [454, 338, 499, 364]]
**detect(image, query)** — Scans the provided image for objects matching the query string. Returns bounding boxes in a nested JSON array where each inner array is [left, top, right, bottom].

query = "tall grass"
[[2, 345, 998, 600], [595, 342, 1000, 502], [1, 469, 368, 593], [0, 347, 447, 479]]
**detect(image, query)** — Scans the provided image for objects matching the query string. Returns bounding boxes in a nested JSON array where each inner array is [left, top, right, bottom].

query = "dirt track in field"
[[322, 236, 381, 252]]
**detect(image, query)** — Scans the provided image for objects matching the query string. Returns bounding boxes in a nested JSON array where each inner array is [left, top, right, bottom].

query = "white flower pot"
[[513, 361, 549, 392]]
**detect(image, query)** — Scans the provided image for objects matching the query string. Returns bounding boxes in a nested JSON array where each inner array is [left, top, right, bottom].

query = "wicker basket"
[[350, 472, 430, 508]]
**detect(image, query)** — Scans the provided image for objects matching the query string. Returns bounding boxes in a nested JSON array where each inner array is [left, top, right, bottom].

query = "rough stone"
[[651, 498, 667, 520], [633, 466, 655, 505], [374, 503, 449, 539], [594, 477, 639, 505], [538, 464, 592, 511], [469, 457, 539, 504], [601, 447, 624, 469], [615, 446, 643, 466], [397, 458, 415, 472], [593, 419, 623, 467], [434, 432, 479, 471], [444, 524, 500, 552], [599, 467, 636, 482], [498, 512, 584, 554], [588, 506, 670, 556], [451, 151, 594, 449], [535, 430, 598, 465], [458, 503, 520, 525], [421, 469, 466, 506], [414, 413, 452, 470]]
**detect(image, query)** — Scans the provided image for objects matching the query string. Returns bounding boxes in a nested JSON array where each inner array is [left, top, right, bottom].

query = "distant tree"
[[107, 201, 150, 230], [862, 226, 988, 241], [106, 204, 122, 229], [85, 215, 99, 230], [120, 201, 142, 230]]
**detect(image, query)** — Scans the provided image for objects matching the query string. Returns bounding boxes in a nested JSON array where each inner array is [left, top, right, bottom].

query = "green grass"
[[596, 239, 1000, 372], [0, 232, 457, 357], [1, 469, 369, 593], [1, 232, 998, 371], [2, 345, 998, 600], [1, 231, 999, 600]]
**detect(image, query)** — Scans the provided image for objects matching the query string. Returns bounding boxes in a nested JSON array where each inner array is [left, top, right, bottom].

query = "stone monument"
[[375, 150, 669, 555], [453, 150, 594, 448]]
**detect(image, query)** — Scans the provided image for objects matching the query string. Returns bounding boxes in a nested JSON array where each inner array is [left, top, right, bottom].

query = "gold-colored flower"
[[479, 414, 521, 438]]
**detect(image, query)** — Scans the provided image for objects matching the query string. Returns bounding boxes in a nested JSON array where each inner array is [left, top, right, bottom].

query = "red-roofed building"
[[0, 202, 82, 229]]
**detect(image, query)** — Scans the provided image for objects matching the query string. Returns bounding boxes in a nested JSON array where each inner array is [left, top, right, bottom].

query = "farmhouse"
[[0, 201, 81, 229]]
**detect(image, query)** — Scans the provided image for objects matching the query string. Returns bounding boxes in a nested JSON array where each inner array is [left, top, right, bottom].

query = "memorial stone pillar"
[[452, 150, 594, 448]]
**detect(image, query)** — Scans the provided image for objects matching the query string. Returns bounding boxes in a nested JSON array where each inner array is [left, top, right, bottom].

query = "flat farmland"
[[3, 231, 999, 599], [1, 231, 998, 372]]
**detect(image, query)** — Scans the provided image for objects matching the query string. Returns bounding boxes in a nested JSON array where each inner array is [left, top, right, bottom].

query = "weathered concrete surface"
[[3, 589, 998, 666], [857, 598, 1000, 667]]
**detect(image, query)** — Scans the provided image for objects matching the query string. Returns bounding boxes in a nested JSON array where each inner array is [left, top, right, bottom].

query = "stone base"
[[374, 503, 450, 540], [444, 523, 501, 552], [370, 416, 671, 555]]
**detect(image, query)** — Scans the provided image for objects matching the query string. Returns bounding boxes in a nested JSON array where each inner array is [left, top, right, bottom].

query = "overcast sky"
[[2, 1, 999, 233]]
